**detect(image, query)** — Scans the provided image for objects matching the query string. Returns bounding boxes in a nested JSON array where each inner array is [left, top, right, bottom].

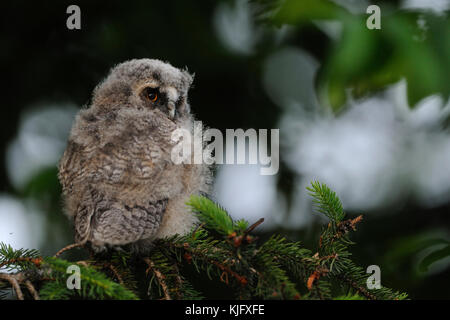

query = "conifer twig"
[[338, 274, 377, 300], [172, 263, 184, 299], [192, 223, 206, 238], [0, 257, 42, 269], [106, 263, 124, 285], [143, 257, 171, 300], [244, 218, 265, 235], [24, 280, 40, 300], [209, 259, 247, 286], [54, 243, 84, 257], [0, 273, 24, 300]]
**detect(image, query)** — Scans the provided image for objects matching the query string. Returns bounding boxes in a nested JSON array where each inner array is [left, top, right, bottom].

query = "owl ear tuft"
[[182, 68, 194, 88]]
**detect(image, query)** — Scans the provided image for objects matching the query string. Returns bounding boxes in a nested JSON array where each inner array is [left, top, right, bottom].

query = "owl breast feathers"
[[58, 59, 211, 252]]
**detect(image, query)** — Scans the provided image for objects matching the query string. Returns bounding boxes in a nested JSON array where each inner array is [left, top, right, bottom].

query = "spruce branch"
[[187, 195, 234, 235], [0, 182, 408, 300], [143, 257, 171, 300], [0, 243, 42, 272], [307, 180, 345, 222]]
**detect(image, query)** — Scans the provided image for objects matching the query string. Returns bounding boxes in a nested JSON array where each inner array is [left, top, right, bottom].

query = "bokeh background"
[[1, 0, 449, 298]]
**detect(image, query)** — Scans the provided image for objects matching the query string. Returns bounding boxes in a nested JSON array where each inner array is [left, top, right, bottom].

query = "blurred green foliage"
[[256, 0, 450, 111]]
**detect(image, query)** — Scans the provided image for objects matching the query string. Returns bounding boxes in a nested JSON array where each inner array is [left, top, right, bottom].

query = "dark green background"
[[1, 0, 449, 299]]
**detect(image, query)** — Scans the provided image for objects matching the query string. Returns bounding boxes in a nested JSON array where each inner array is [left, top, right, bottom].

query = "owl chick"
[[58, 59, 211, 252]]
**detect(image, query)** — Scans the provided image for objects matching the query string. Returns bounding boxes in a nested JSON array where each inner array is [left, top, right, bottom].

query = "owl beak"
[[167, 102, 176, 119]]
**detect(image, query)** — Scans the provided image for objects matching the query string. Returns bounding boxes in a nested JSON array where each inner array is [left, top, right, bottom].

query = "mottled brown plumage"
[[58, 59, 211, 252]]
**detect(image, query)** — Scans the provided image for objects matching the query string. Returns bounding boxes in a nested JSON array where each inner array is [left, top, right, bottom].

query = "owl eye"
[[145, 87, 159, 103]]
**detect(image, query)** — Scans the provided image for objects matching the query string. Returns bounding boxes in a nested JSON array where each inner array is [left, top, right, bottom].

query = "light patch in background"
[[0, 195, 45, 253], [402, 0, 450, 14], [219, 44, 450, 230], [282, 80, 450, 213], [282, 96, 405, 211], [281, 178, 316, 228], [213, 164, 279, 230], [314, 21, 343, 41], [331, 0, 370, 14], [213, 0, 261, 55], [212, 48, 321, 230], [262, 47, 320, 113], [6, 104, 78, 190], [411, 133, 450, 207]]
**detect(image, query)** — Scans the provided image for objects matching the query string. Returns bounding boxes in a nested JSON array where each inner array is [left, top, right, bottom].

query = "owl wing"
[[59, 133, 167, 191], [59, 134, 170, 245], [74, 189, 168, 245], [58, 140, 87, 197], [58, 140, 94, 242], [96, 139, 167, 183]]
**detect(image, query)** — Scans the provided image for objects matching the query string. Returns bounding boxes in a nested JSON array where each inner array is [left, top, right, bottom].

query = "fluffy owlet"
[[58, 59, 211, 252]]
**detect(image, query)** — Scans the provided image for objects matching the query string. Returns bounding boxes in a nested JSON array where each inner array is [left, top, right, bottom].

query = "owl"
[[58, 59, 211, 252]]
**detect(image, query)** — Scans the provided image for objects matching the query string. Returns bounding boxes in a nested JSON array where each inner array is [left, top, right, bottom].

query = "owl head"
[[91, 59, 194, 122]]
